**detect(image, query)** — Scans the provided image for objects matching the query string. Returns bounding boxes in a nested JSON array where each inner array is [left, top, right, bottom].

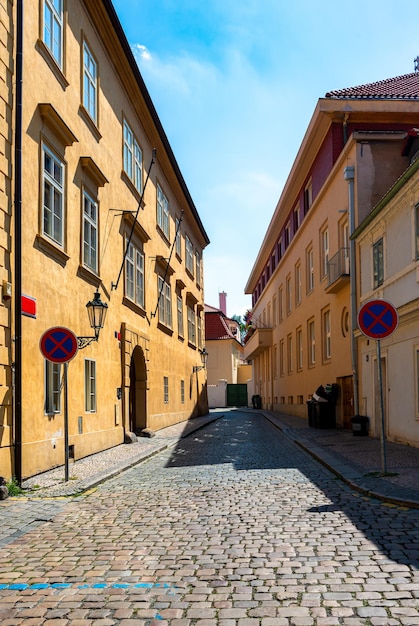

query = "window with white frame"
[[84, 359, 96, 412], [43, 0, 63, 68], [293, 203, 301, 231], [83, 41, 97, 123], [308, 318, 316, 366], [307, 245, 314, 292], [273, 344, 278, 378], [185, 235, 194, 275], [42, 144, 65, 247], [177, 295, 184, 337], [187, 304, 196, 345], [279, 339, 285, 377], [175, 217, 182, 257], [45, 360, 61, 414], [180, 379, 185, 404], [83, 190, 98, 273], [158, 275, 172, 328], [295, 262, 302, 306], [195, 251, 201, 286], [322, 309, 331, 361], [164, 376, 169, 404], [304, 179, 312, 214], [278, 285, 284, 322], [286, 274, 292, 314], [287, 333, 293, 373], [285, 220, 291, 247], [125, 239, 145, 308], [157, 184, 169, 238], [373, 237, 384, 288], [320, 226, 329, 279], [197, 313, 202, 349], [415, 204, 419, 260], [123, 120, 143, 193], [297, 327, 303, 371]]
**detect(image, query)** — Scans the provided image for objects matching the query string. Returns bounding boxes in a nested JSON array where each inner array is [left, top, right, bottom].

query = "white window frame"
[[187, 305, 196, 345], [45, 360, 61, 414], [83, 41, 97, 123], [286, 274, 292, 314], [279, 339, 285, 377], [295, 262, 302, 306], [177, 295, 184, 337], [297, 327, 303, 371], [83, 190, 98, 273], [157, 184, 169, 238], [308, 319, 316, 366], [293, 203, 301, 231], [195, 251, 201, 286], [158, 275, 172, 328], [175, 217, 182, 257], [123, 120, 143, 193], [84, 359, 96, 413], [125, 239, 145, 308], [278, 285, 284, 322], [320, 227, 329, 279], [186, 235, 194, 275], [43, 0, 63, 68], [323, 309, 331, 361], [287, 333, 293, 373], [42, 144, 65, 247], [307, 245, 314, 293]]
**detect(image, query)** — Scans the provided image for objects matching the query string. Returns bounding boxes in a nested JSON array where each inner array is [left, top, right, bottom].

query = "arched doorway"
[[129, 345, 147, 433]]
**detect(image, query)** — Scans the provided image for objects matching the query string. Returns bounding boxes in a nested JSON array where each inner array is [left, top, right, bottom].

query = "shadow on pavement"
[[166, 410, 419, 569]]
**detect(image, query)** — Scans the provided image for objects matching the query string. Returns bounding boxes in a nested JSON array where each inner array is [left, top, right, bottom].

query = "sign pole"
[[64, 362, 69, 482], [376, 339, 387, 475]]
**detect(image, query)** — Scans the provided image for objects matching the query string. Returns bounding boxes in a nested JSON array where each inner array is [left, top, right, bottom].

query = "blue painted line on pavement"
[[0, 581, 177, 592]]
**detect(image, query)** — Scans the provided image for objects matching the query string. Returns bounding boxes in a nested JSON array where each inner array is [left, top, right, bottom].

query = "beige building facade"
[[0, 0, 209, 481], [244, 78, 419, 429]]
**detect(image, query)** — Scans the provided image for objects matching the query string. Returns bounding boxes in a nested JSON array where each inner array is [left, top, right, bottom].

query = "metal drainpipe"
[[344, 165, 359, 417], [14, 0, 23, 484]]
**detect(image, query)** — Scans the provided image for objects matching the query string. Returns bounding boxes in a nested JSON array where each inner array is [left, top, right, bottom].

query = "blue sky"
[[112, 0, 419, 319]]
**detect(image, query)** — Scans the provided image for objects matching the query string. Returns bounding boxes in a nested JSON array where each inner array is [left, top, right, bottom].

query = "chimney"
[[219, 291, 227, 315]]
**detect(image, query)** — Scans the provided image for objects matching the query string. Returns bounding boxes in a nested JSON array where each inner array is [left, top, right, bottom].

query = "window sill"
[[157, 321, 173, 336], [122, 296, 147, 318], [35, 234, 69, 266], [78, 105, 102, 142], [77, 265, 101, 287], [36, 39, 69, 90], [121, 170, 143, 203]]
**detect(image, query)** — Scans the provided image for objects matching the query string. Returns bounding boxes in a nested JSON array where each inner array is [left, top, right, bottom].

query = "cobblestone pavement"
[[0, 411, 418, 625]]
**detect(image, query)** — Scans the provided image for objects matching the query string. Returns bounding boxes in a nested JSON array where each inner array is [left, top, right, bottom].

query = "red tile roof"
[[205, 307, 240, 341], [325, 72, 419, 100]]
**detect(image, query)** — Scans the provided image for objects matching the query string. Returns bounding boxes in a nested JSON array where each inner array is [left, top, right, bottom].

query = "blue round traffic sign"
[[357, 299, 398, 340], [40, 327, 78, 363]]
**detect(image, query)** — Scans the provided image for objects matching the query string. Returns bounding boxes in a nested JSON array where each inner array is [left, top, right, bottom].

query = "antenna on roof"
[[415, 56, 419, 72]]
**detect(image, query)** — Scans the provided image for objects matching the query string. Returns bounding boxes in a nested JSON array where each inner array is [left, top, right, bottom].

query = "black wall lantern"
[[77, 290, 108, 349], [193, 347, 208, 373]]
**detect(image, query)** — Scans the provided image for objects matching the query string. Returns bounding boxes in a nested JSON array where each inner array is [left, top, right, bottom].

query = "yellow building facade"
[[0, 0, 209, 481], [244, 89, 419, 427]]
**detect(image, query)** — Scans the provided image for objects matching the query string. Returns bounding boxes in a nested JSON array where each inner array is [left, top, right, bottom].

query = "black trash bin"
[[252, 394, 262, 409], [351, 415, 369, 436]]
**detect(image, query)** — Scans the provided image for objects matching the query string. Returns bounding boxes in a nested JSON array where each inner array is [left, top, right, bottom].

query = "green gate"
[[226, 384, 248, 407]]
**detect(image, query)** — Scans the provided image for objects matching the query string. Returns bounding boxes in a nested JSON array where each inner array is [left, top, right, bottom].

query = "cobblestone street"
[[0, 411, 418, 625]]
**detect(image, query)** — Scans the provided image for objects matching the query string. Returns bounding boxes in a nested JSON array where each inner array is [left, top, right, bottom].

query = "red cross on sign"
[[357, 299, 399, 340], [40, 327, 78, 363]]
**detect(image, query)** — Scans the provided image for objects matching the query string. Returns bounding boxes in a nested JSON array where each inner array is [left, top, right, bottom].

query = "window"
[[308, 319, 316, 366], [297, 328, 303, 371], [83, 41, 97, 123], [180, 379, 185, 404], [177, 295, 184, 337], [45, 360, 61, 414], [307, 245, 314, 292], [187, 305, 196, 345], [123, 120, 143, 193], [415, 204, 419, 260], [164, 376, 169, 404], [125, 240, 145, 307], [84, 359, 96, 412], [43, 0, 63, 68], [278, 236, 283, 260], [158, 276, 172, 328], [157, 184, 169, 238], [285, 221, 291, 247], [186, 236, 194, 275], [322, 309, 331, 361], [293, 203, 301, 231], [373, 238, 384, 288], [320, 227, 329, 279], [295, 262, 302, 306], [286, 274, 292, 314], [83, 190, 98, 273], [273, 345, 278, 378], [278, 286, 284, 322], [272, 295, 277, 327], [304, 180, 312, 215], [287, 333, 293, 373], [197, 313, 202, 349], [196, 251, 201, 286], [175, 217, 182, 257], [279, 339, 285, 376], [42, 144, 65, 247]]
